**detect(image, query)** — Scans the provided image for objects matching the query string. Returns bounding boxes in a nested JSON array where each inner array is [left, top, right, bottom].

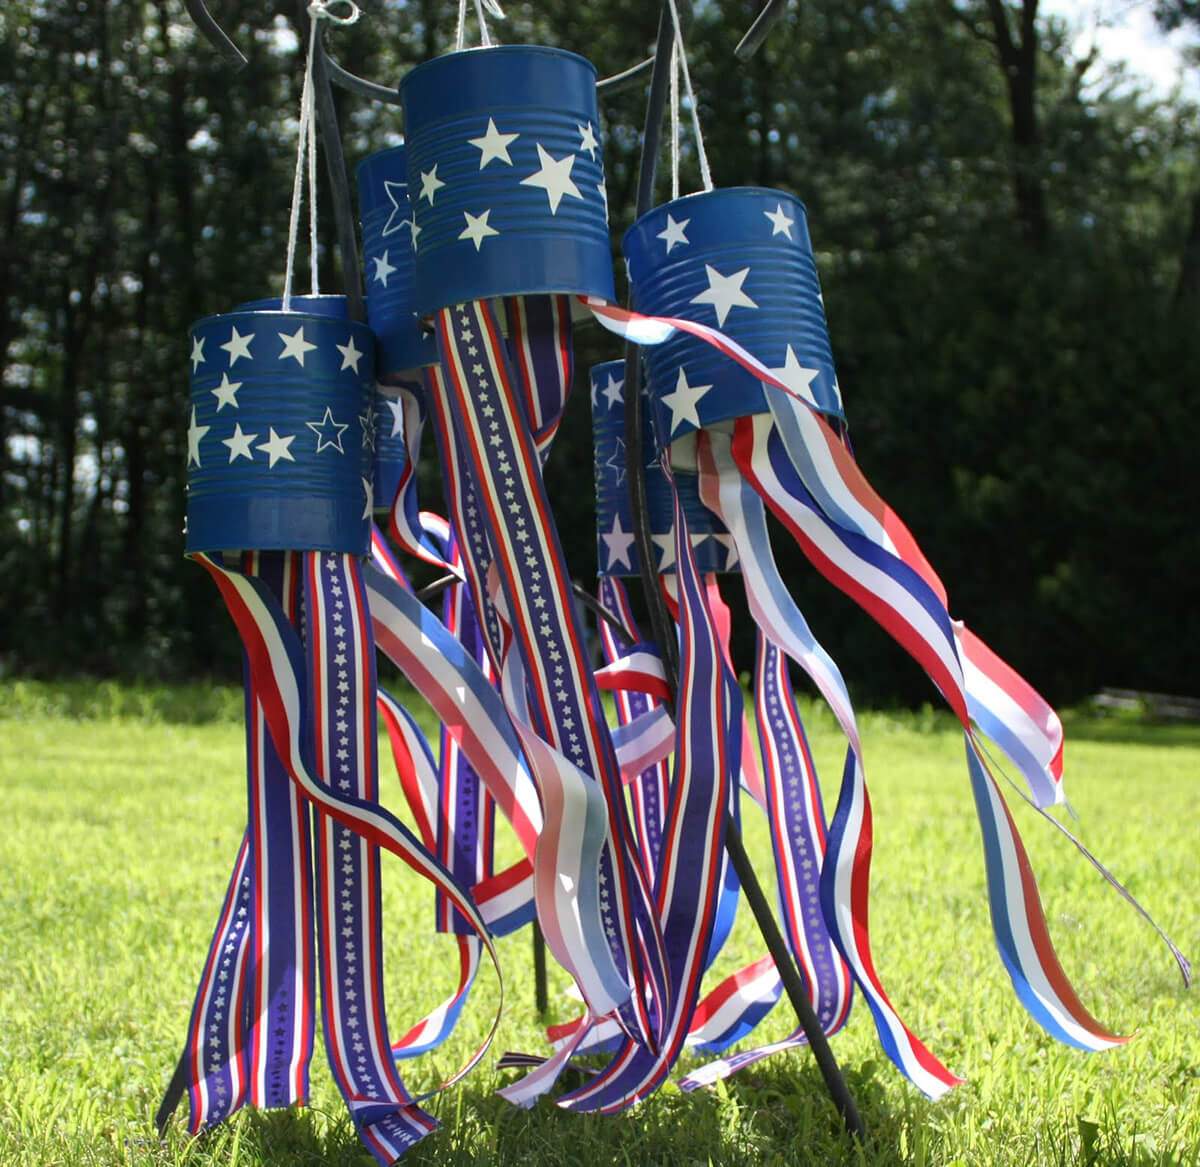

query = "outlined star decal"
[[371, 251, 397, 287], [459, 210, 499, 251], [222, 422, 257, 463], [190, 335, 206, 372], [336, 336, 364, 373], [187, 407, 210, 467], [766, 345, 821, 405], [578, 121, 599, 159], [468, 118, 518, 168], [381, 180, 409, 236], [359, 408, 375, 451], [520, 144, 583, 214], [660, 367, 712, 434], [764, 203, 795, 238], [601, 372, 624, 408], [220, 326, 254, 365], [278, 326, 317, 366], [256, 427, 296, 468], [602, 513, 636, 570], [418, 165, 445, 204], [690, 264, 758, 326], [211, 373, 242, 411], [657, 214, 690, 253], [307, 406, 349, 454], [603, 436, 627, 487]]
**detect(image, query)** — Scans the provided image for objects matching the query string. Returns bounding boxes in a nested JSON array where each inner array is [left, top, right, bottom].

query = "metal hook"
[[734, 0, 790, 60], [184, 0, 248, 67]]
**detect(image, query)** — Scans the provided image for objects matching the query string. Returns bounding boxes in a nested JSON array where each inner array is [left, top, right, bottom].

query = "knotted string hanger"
[[456, 0, 506, 51], [666, 0, 712, 195], [281, 0, 361, 312]]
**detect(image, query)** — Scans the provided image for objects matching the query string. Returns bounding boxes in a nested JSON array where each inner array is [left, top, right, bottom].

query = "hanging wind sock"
[[590, 358, 854, 1084], [180, 293, 505, 1163], [396, 46, 676, 1084], [610, 184, 1190, 1096]]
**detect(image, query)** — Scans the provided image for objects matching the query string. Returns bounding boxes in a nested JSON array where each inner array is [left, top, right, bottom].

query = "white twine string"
[[455, 0, 503, 51], [669, 38, 680, 201], [665, 0, 712, 193], [282, 0, 361, 312]]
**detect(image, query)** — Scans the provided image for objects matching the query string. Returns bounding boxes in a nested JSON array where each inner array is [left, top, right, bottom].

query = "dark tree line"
[[2, 0, 1198, 704]]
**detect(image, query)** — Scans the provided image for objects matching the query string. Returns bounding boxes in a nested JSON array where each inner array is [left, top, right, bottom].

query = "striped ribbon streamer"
[[428, 299, 669, 1048], [384, 382, 457, 575], [304, 551, 442, 1161], [681, 633, 853, 1082], [695, 428, 961, 1096], [730, 423, 1132, 1059], [503, 294, 574, 457], [191, 550, 506, 1160], [597, 576, 669, 881], [558, 458, 737, 1113], [180, 551, 315, 1132]]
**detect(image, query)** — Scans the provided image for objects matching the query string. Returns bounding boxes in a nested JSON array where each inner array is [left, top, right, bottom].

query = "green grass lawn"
[[1, 681, 1197, 1165]]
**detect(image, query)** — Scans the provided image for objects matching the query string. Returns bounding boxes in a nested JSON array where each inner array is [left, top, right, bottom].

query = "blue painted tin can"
[[186, 305, 375, 555], [591, 361, 734, 576], [400, 45, 614, 314], [356, 146, 438, 379], [622, 188, 844, 448]]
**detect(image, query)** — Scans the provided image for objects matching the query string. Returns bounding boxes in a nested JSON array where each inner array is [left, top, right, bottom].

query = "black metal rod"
[[532, 920, 549, 1015], [309, 21, 366, 322], [734, 0, 791, 60], [620, 2, 864, 1144]]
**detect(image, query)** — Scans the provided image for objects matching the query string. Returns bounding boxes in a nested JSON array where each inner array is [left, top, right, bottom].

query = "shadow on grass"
[[1059, 710, 1200, 750]]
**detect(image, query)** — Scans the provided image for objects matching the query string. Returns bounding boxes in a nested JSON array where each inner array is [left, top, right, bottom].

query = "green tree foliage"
[[1, 0, 1196, 705]]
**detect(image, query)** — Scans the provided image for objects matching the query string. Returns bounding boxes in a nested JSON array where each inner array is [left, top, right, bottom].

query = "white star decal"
[[419, 165, 445, 204], [278, 326, 317, 366], [690, 264, 758, 326], [381, 398, 404, 438], [220, 326, 254, 365], [359, 409, 375, 451], [409, 219, 422, 250], [459, 210, 499, 251], [660, 367, 712, 435], [764, 202, 795, 239], [211, 373, 242, 411], [190, 335, 206, 372], [361, 476, 374, 519], [594, 373, 620, 409], [766, 345, 821, 406], [578, 121, 599, 159], [651, 530, 676, 572], [602, 515, 636, 570], [222, 422, 257, 463], [381, 180, 409, 236], [657, 214, 690, 253], [336, 336, 363, 373], [371, 251, 397, 287], [520, 144, 583, 214], [186, 407, 210, 467], [468, 118, 518, 168], [306, 406, 349, 454], [256, 427, 296, 468]]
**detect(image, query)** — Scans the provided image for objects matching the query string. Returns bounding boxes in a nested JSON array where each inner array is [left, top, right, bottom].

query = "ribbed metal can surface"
[[591, 360, 734, 577], [400, 45, 614, 313], [371, 385, 414, 515], [185, 305, 375, 555], [356, 146, 438, 378], [623, 187, 844, 447]]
